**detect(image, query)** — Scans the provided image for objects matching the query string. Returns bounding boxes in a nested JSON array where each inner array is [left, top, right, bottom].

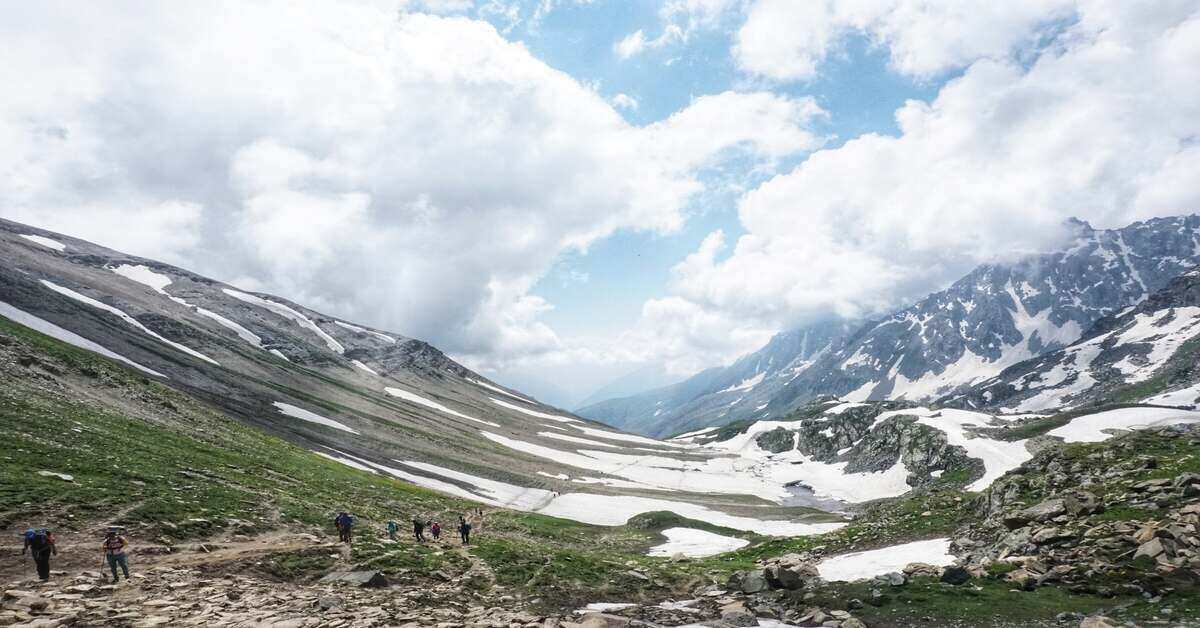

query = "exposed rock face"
[[949, 267, 1200, 411], [582, 215, 1200, 437]]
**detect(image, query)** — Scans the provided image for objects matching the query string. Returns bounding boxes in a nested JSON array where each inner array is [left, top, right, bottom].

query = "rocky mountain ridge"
[[583, 215, 1200, 438]]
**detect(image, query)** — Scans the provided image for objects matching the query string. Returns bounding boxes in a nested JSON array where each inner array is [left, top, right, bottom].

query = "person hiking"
[[430, 521, 441, 541], [386, 520, 399, 541], [458, 516, 472, 545], [412, 517, 425, 542], [22, 528, 57, 581], [335, 512, 354, 543], [102, 528, 130, 583]]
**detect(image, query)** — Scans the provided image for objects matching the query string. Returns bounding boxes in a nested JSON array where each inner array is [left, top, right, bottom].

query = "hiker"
[[458, 516, 472, 545], [102, 528, 131, 583], [387, 520, 399, 541], [22, 528, 57, 581], [335, 512, 354, 543], [412, 517, 425, 542], [430, 521, 441, 541]]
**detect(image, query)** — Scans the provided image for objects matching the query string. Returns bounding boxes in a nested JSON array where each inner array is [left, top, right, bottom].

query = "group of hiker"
[[341, 511, 476, 546], [19, 527, 131, 584]]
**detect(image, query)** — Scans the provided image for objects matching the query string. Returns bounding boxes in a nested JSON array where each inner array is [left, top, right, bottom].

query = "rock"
[[939, 566, 971, 585], [841, 620, 867, 628], [878, 572, 905, 586], [571, 613, 630, 628], [315, 595, 343, 610], [719, 606, 758, 627], [317, 571, 388, 588], [37, 470, 74, 482], [732, 570, 769, 594], [1079, 616, 1120, 628], [765, 565, 804, 590], [1133, 538, 1166, 563]]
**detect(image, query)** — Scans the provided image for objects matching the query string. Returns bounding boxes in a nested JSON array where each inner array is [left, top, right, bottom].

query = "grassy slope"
[[2, 316, 1196, 623]]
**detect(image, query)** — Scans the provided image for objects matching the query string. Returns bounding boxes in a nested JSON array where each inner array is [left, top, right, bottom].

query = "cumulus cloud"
[[734, 0, 1077, 80], [0, 1, 824, 369], [609, 93, 639, 110], [653, 0, 1200, 359], [613, 0, 744, 59]]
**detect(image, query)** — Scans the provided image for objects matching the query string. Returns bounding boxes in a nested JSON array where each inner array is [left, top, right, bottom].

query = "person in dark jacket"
[[22, 528, 57, 581], [335, 512, 354, 543], [412, 517, 426, 542], [458, 516, 472, 545]]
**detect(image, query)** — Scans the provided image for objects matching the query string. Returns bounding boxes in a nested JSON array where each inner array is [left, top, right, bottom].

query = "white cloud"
[[613, 0, 744, 59], [614, 30, 649, 58], [735, 0, 1079, 81], [0, 2, 823, 371], [658, 0, 1200, 353], [609, 93, 639, 110]]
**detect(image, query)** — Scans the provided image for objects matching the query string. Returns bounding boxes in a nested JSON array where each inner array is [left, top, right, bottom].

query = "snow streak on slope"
[[385, 387, 500, 427], [274, 402, 359, 434], [19, 234, 67, 251], [42, 280, 220, 366], [470, 378, 534, 402], [489, 397, 579, 423], [223, 288, 344, 353], [352, 360, 380, 376], [109, 265, 172, 294], [334, 320, 397, 343], [537, 493, 844, 536], [0, 300, 165, 377]]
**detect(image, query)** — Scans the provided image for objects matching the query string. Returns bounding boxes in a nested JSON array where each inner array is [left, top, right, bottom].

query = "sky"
[[2, 0, 1198, 408]]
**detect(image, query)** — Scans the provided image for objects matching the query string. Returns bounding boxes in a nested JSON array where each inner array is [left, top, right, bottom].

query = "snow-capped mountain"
[[946, 268, 1200, 412], [582, 216, 1200, 437], [578, 319, 856, 435]]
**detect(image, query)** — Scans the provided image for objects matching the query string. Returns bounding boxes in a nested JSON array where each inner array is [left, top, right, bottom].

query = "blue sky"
[[496, 2, 941, 342]]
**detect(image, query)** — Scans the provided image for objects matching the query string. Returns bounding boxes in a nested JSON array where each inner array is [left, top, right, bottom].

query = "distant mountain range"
[[580, 215, 1200, 436]]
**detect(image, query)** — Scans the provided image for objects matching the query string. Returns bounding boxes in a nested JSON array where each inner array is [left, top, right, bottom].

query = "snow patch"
[[352, 360, 380, 376], [489, 397, 579, 423], [648, 527, 749, 558], [109, 265, 172, 294], [1048, 407, 1200, 443], [19, 234, 66, 251], [334, 320, 397, 343], [817, 538, 954, 582], [274, 402, 358, 434]]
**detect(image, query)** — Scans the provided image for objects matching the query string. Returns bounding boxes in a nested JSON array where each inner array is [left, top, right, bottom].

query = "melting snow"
[[489, 397, 579, 423], [573, 425, 681, 448], [825, 402, 866, 415], [274, 402, 358, 434], [334, 320, 397, 343], [385, 387, 500, 427], [1047, 407, 1200, 443], [42, 280, 220, 366], [648, 527, 749, 558], [537, 493, 844, 536], [222, 288, 344, 354], [19, 234, 67, 251], [314, 450, 377, 473], [1144, 382, 1200, 407], [352, 360, 380, 376], [469, 378, 534, 402], [0, 300, 165, 377], [109, 264, 172, 294], [719, 372, 766, 393], [817, 538, 954, 582]]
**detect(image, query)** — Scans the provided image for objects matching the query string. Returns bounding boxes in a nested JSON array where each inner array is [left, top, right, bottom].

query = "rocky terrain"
[[581, 216, 1200, 438]]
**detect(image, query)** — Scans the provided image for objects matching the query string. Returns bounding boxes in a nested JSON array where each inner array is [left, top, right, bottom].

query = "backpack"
[[26, 529, 50, 550]]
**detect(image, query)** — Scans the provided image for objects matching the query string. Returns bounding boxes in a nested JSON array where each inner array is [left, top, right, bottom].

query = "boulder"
[[571, 614, 630, 628], [317, 571, 388, 588], [1078, 616, 1120, 628], [731, 569, 769, 594], [939, 566, 971, 585], [765, 565, 804, 590]]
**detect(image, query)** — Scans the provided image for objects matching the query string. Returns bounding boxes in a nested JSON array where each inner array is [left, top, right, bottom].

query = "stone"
[[317, 571, 388, 588], [738, 570, 769, 594], [765, 565, 804, 590], [1079, 616, 1121, 628], [719, 607, 758, 627], [939, 566, 971, 585], [571, 613, 630, 628]]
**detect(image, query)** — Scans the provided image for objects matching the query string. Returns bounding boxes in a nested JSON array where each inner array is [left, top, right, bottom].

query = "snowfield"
[[1144, 383, 1200, 407], [1047, 407, 1200, 443], [334, 320, 397, 344], [648, 527, 749, 557], [817, 538, 955, 582], [0, 300, 165, 377], [109, 264, 172, 294]]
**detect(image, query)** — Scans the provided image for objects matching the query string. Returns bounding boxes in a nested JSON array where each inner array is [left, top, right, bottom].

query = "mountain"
[[945, 268, 1200, 412], [585, 215, 1200, 437], [578, 319, 856, 436], [574, 363, 687, 411]]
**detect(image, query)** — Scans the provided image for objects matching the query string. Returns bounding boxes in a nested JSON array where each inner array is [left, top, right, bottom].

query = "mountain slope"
[[589, 215, 1200, 437], [945, 268, 1200, 412]]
